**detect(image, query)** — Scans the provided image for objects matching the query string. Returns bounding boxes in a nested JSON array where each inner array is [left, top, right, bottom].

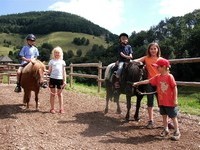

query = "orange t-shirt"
[[149, 73, 177, 107], [144, 56, 159, 79]]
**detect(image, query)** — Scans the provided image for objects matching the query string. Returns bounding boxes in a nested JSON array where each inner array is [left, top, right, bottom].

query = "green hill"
[[0, 32, 112, 55], [37, 32, 112, 55], [0, 11, 117, 38], [0, 11, 117, 56]]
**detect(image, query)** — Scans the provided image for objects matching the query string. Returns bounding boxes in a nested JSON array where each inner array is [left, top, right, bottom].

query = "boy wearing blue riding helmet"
[[14, 34, 41, 92]]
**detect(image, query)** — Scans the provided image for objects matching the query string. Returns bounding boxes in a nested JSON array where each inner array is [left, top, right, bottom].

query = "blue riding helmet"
[[26, 34, 36, 41]]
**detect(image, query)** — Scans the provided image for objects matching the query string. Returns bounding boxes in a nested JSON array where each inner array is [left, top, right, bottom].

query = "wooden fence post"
[[98, 61, 102, 93], [70, 63, 73, 88]]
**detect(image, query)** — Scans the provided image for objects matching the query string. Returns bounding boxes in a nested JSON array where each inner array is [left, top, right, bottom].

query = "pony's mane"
[[22, 60, 45, 74]]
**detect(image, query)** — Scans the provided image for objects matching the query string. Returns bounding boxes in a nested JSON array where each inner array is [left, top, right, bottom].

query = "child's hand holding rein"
[[133, 82, 139, 86]]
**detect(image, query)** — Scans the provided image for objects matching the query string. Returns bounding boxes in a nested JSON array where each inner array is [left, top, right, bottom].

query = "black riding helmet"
[[119, 33, 128, 39], [26, 34, 36, 41]]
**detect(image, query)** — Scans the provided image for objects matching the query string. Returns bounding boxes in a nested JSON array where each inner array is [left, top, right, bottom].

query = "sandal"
[[50, 109, 56, 114]]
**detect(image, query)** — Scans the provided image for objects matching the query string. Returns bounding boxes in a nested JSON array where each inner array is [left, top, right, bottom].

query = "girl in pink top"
[[133, 58, 180, 141]]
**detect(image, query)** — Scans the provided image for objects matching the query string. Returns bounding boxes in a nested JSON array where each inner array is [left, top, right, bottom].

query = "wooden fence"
[[68, 57, 200, 92], [0, 64, 19, 84], [1, 57, 200, 92], [169, 57, 200, 87], [68, 62, 103, 92]]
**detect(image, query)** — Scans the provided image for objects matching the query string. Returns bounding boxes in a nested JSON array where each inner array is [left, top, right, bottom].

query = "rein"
[[127, 81, 157, 95], [135, 88, 157, 95]]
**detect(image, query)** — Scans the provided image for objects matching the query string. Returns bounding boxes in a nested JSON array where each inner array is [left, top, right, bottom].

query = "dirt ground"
[[0, 84, 199, 150]]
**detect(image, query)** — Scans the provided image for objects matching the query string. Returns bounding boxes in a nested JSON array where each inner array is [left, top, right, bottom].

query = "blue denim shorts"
[[159, 106, 178, 118]]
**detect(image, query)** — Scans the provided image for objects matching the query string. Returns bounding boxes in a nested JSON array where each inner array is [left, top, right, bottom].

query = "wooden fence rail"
[[67, 57, 200, 92], [1, 57, 200, 92], [69, 62, 102, 92], [169, 57, 200, 87]]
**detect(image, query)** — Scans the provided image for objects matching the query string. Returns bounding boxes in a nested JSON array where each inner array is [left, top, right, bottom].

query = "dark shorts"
[[159, 106, 178, 118], [146, 84, 157, 107], [49, 78, 63, 89]]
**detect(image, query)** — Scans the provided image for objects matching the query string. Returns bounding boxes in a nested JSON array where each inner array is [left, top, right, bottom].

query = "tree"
[[67, 50, 74, 58], [38, 43, 53, 62], [76, 49, 82, 57]]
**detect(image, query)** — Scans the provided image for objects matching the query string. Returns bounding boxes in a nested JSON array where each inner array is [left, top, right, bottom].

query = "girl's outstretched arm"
[[133, 79, 149, 86]]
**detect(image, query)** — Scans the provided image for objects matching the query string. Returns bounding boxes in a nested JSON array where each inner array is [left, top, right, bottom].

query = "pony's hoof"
[[134, 118, 140, 122], [125, 115, 130, 122], [104, 108, 108, 114], [116, 109, 122, 114], [125, 117, 129, 122], [134, 115, 140, 121]]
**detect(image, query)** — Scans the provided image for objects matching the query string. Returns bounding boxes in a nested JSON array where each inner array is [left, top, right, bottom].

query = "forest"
[[0, 9, 200, 83]]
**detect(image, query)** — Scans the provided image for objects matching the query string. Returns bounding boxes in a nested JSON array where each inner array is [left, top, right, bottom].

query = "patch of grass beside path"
[[66, 83, 200, 116]]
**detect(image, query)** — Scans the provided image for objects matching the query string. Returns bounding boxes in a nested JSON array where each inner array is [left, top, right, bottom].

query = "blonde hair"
[[51, 46, 63, 60]]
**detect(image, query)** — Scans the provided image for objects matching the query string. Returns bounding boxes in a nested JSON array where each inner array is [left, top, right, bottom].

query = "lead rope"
[[136, 88, 157, 95], [127, 68, 157, 95], [136, 68, 157, 95]]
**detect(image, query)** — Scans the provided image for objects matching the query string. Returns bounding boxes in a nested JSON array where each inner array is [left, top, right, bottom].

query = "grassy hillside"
[[37, 32, 112, 55], [0, 46, 12, 55], [0, 33, 24, 55], [0, 32, 112, 55]]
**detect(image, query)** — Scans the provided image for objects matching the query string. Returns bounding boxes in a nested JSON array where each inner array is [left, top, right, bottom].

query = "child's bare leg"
[[50, 88, 56, 113], [58, 89, 64, 113], [162, 115, 168, 130], [171, 117, 179, 132]]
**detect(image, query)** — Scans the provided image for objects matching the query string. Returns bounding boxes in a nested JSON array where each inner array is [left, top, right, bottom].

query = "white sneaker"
[[171, 131, 181, 141], [160, 129, 169, 137]]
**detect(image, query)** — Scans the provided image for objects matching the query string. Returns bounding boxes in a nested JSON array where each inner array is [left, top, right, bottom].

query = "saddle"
[[111, 62, 129, 89]]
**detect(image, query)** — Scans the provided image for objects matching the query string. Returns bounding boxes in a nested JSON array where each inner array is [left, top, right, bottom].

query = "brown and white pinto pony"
[[104, 61, 147, 121], [20, 60, 46, 110]]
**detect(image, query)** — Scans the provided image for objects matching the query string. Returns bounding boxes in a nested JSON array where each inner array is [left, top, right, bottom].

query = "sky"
[[0, 0, 200, 35]]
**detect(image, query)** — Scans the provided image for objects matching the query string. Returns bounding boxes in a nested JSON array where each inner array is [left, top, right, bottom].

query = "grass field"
[[67, 83, 200, 116], [0, 45, 12, 55]]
